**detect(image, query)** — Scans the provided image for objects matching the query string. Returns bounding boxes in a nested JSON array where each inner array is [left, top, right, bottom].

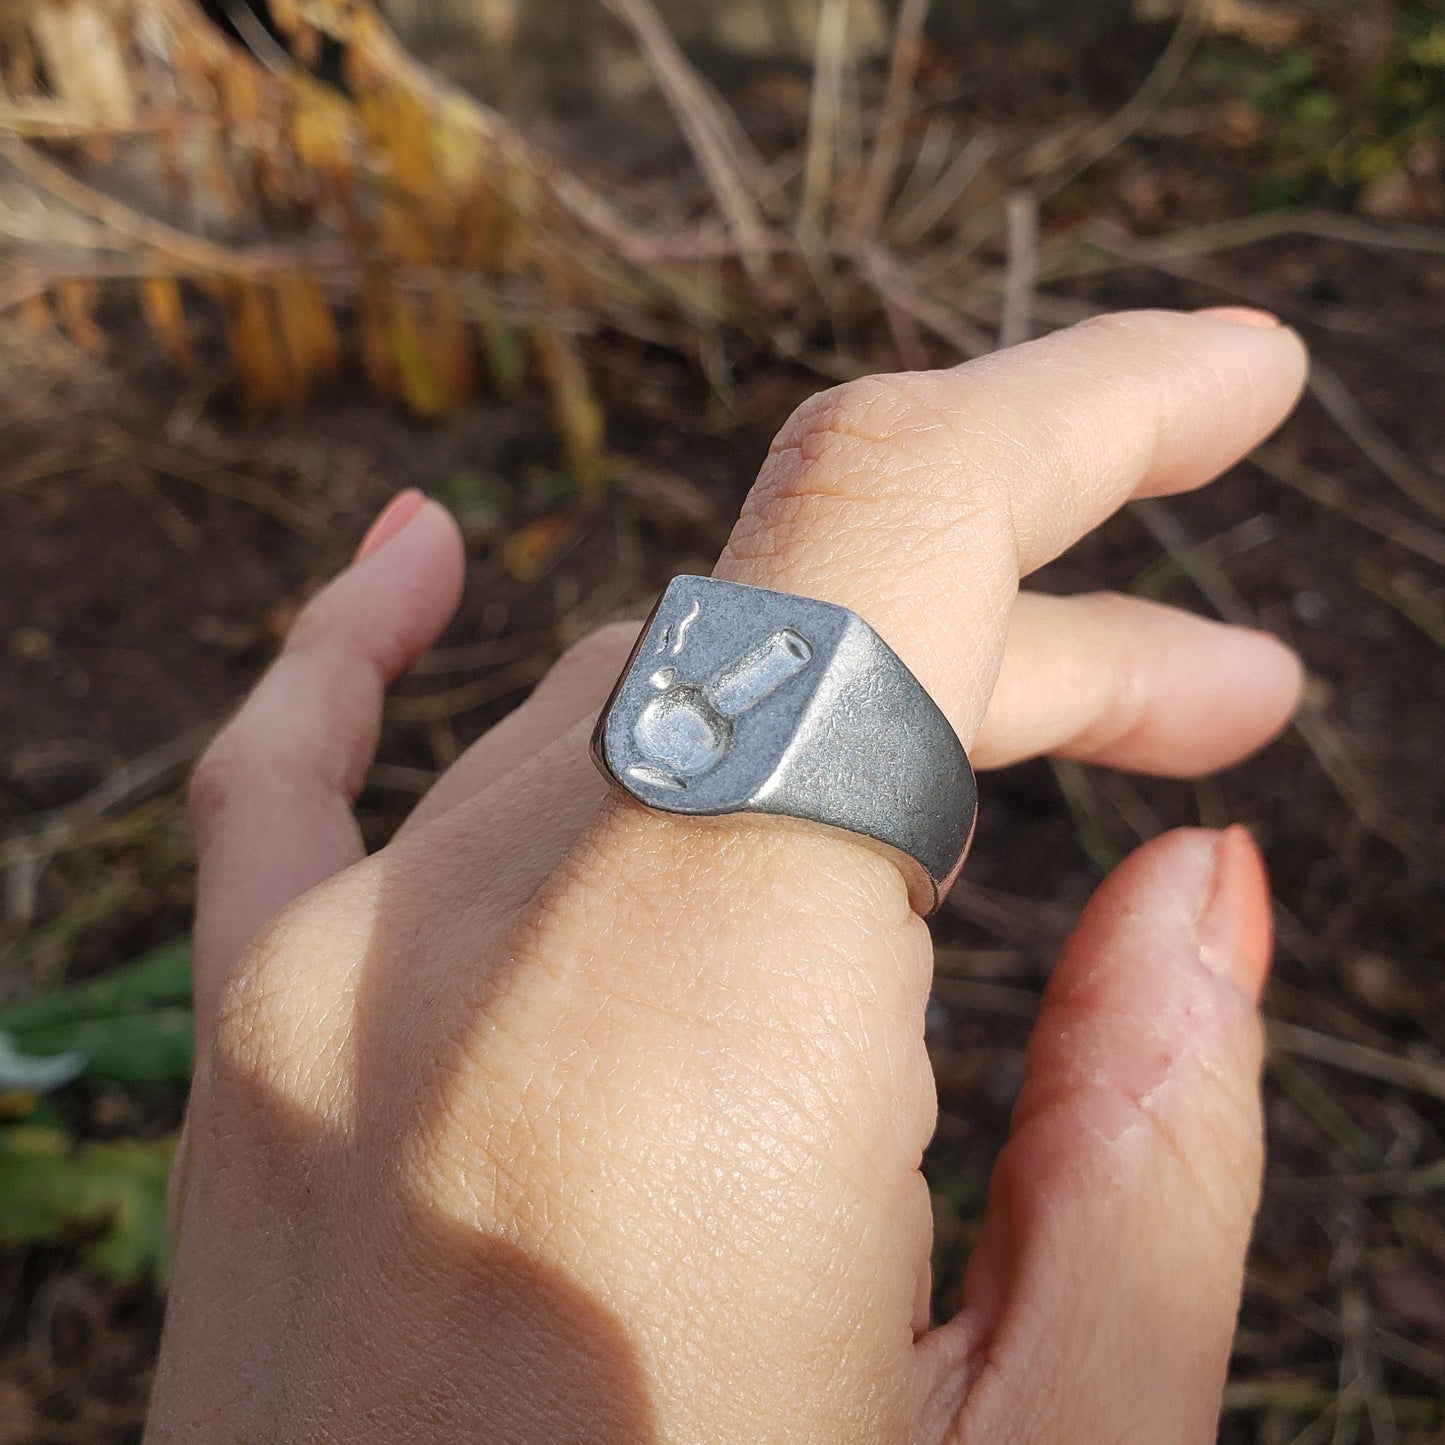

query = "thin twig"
[[888, 132, 995, 248], [1131, 497, 1254, 626], [1308, 360, 1445, 523], [798, 0, 852, 248], [600, 0, 774, 284], [1252, 447, 1445, 572], [1279, 1290, 1445, 1390], [997, 190, 1039, 350], [1058, 209, 1445, 275], [929, 0, 1217, 282], [1357, 561, 1445, 650], [855, 243, 992, 360], [410, 627, 560, 675], [851, 0, 932, 238], [917, 977, 1445, 1109], [1036, 0, 1216, 199], [0, 101, 224, 141], [1131, 498, 1409, 852], [98, 425, 322, 534], [929, 976, 1041, 1022], [1269, 1021, 1445, 1106], [887, 112, 955, 234], [1269, 1157, 1445, 1201], [949, 209, 1445, 297], [2, 728, 210, 923], [386, 655, 553, 723], [0, 138, 246, 274], [931, 948, 1031, 981]]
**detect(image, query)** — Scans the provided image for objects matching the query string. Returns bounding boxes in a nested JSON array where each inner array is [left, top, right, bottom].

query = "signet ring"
[[591, 575, 977, 914]]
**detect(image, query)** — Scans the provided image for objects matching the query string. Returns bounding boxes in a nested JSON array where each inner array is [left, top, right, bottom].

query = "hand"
[[148, 309, 1308, 1443]]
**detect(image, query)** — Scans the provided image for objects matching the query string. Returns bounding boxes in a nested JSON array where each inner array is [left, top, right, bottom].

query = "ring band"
[[591, 575, 977, 914]]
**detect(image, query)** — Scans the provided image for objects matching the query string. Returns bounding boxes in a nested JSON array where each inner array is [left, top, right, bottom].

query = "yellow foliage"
[[3, 0, 627, 487], [222, 280, 293, 406], [275, 271, 341, 388]]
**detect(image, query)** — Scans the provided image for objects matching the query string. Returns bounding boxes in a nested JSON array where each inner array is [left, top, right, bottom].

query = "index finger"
[[717, 307, 1307, 743]]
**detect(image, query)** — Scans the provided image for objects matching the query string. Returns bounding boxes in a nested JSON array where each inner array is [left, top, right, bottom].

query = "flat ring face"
[[592, 575, 977, 913]]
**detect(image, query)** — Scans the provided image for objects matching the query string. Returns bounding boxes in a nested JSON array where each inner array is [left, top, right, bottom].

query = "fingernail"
[[1192, 305, 1282, 330], [354, 489, 427, 563], [1195, 825, 1274, 1001]]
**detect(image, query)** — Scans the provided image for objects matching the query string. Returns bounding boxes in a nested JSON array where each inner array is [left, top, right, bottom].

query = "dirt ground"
[[2, 11, 1445, 1443]]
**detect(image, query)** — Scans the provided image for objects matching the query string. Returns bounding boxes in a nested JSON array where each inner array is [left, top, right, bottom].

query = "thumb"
[[921, 827, 1271, 1444]]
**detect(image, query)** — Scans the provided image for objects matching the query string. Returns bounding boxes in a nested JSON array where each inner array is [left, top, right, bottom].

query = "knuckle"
[[187, 742, 242, 857], [730, 371, 1008, 571], [759, 373, 937, 506]]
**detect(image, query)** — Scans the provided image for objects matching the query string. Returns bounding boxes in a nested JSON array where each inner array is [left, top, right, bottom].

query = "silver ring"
[[591, 575, 977, 914]]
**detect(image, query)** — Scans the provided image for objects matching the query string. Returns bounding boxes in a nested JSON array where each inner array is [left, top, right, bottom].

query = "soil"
[[3, 12, 1445, 1443]]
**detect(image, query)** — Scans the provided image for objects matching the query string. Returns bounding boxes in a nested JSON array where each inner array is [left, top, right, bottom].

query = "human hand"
[[148, 308, 1308, 1443]]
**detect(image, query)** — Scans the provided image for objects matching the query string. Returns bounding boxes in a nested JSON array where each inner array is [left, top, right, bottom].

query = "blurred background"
[[0, 0, 1443, 1438]]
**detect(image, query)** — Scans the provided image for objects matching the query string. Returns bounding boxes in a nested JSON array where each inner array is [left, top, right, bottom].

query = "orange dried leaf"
[[18, 290, 54, 337], [289, 83, 357, 203], [388, 287, 450, 418], [141, 275, 193, 370], [268, 0, 303, 34], [459, 182, 501, 273], [535, 325, 605, 491], [501, 514, 578, 584], [358, 273, 397, 397], [275, 271, 340, 394], [220, 64, 263, 127], [288, 21, 321, 69], [55, 279, 106, 355], [431, 281, 474, 401], [223, 281, 292, 406], [376, 197, 436, 266]]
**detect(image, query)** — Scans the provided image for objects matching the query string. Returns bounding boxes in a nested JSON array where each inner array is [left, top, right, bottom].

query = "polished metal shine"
[[592, 575, 977, 913]]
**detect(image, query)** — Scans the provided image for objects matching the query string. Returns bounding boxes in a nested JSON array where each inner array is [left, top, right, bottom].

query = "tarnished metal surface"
[[593, 575, 977, 913]]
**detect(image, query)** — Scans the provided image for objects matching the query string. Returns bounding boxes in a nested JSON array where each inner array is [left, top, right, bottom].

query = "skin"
[[148, 308, 1310, 1443]]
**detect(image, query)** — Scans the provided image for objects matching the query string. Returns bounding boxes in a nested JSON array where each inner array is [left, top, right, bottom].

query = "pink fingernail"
[[354, 489, 426, 562], [1194, 825, 1274, 1002], [1192, 305, 1282, 330]]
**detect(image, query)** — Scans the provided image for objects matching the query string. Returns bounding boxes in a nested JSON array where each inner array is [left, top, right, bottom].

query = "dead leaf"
[[17, 289, 53, 336], [535, 321, 605, 490], [501, 513, 578, 583], [141, 274, 193, 369], [28, 0, 135, 127], [55, 278, 105, 355], [223, 280, 292, 406], [275, 270, 341, 394]]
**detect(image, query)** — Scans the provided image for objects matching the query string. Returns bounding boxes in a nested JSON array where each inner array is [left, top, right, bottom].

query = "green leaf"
[[0, 1128, 176, 1281], [14, 1010, 193, 1086], [0, 939, 193, 1087], [0, 939, 191, 1035], [0, 1031, 85, 1092]]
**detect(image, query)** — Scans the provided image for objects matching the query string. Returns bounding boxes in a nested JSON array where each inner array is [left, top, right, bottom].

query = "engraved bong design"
[[627, 624, 814, 790]]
